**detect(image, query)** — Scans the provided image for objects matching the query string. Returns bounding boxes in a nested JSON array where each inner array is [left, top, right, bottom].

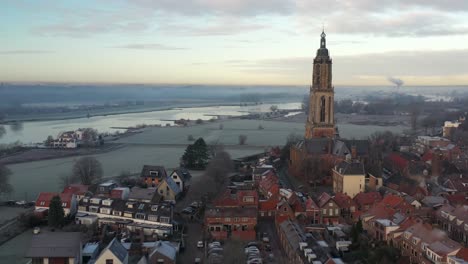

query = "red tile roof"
[[305, 197, 320, 211], [62, 184, 89, 196], [455, 247, 468, 261], [317, 192, 333, 208], [36, 192, 73, 209], [258, 174, 279, 197], [213, 189, 258, 207], [334, 193, 356, 209], [387, 153, 410, 171], [353, 192, 382, 208]]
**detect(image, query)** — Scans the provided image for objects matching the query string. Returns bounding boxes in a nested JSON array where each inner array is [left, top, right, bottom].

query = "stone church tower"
[[305, 30, 336, 139]]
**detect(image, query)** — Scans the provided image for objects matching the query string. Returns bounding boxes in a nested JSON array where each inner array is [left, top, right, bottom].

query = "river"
[[0, 102, 301, 145]]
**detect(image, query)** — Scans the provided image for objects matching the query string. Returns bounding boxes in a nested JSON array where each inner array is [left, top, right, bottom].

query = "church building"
[[289, 31, 369, 183]]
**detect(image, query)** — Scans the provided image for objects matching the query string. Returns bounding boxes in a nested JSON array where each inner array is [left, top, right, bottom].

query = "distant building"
[[444, 120, 463, 138], [169, 168, 192, 191], [25, 232, 82, 264]]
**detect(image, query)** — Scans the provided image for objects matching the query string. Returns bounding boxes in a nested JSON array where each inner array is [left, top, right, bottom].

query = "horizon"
[[2, 1, 468, 85]]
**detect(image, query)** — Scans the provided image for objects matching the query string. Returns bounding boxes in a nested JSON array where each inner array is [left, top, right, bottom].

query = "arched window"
[[320, 96, 326, 122], [328, 96, 332, 123]]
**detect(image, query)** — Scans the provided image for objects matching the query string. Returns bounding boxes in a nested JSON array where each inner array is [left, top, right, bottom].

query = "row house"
[[258, 172, 280, 219], [35, 192, 77, 217], [62, 184, 90, 201], [398, 222, 462, 264], [435, 204, 468, 246], [213, 188, 258, 208], [277, 219, 308, 264], [205, 207, 257, 241], [442, 174, 468, 196], [333, 193, 356, 220], [76, 197, 174, 237], [448, 247, 468, 264], [316, 192, 340, 225]]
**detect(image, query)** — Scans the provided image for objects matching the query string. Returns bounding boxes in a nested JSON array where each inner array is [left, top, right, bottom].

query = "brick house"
[[277, 219, 307, 264], [434, 204, 468, 246], [141, 165, 168, 188], [213, 189, 258, 208], [316, 192, 340, 225], [205, 207, 257, 241], [333, 193, 356, 220]]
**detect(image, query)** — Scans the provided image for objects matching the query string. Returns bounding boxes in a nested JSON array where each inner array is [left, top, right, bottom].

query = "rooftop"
[[26, 232, 81, 258]]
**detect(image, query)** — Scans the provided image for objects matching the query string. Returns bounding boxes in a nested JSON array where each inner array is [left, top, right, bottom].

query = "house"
[[156, 177, 181, 202], [213, 189, 258, 208], [52, 131, 79, 148], [259, 193, 279, 219], [25, 232, 82, 264], [353, 192, 382, 212], [399, 222, 461, 264], [82, 242, 100, 263], [421, 196, 447, 208], [316, 192, 340, 225], [129, 187, 161, 203], [332, 159, 365, 198], [434, 204, 468, 246], [94, 238, 128, 264], [141, 165, 167, 187], [277, 219, 307, 264], [35, 192, 77, 216], [333, 193, 356, 219], [77, 198, 174, 237], [62, 184, 90, 201], [275, 198, 296, 224], [97, 181, 118, 196], [110, 187, 130, 200], [169, 168, 192, 191], [147, 241, 177, 264], [205, 207, 257, 241], [448, 247, 468, 264]]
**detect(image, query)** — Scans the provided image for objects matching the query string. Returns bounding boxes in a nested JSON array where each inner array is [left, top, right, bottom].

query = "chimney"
[[351, 145, 357, 159]]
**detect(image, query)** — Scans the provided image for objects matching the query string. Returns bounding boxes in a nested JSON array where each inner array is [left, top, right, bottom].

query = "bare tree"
[[208, 140, 225, 158], [270, 105, 278, 112], [205, 150, 233, 191], [0, 164, 13, 196], [187, 134, 195, 141], [72, 156, 103, 185], [81, 128, 98, 147], [238, 134, 247, 145]]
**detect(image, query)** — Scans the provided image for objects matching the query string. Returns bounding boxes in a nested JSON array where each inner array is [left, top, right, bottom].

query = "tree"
[[48, 195, 65, 228], [0, 164, 13, 196], [181, 138, 210, 169], [72, 156, 103, 185], [270, 105, 278, 112], [205, 150, 233, 190], [281, 132, 303, 162], [238, 134, 247, 145], [195, 119, 203, 124], [45, 135, 54, 146], [81, 128, 98, 147], [187, 134, 195, 141], [301, 156, 322, 187]]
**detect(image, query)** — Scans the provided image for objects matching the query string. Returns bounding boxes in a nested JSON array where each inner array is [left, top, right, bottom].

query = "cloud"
[[225, 49, 468, 84], [113, 43, 187, 50], [0, 50, 54, 55]]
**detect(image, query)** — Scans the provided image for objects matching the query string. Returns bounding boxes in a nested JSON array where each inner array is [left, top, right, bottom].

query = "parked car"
[[209, 241, 221, 248], [16, 200, 27, 206], [182, 207, 194, 214], [194, 257, 201, 264], [246, 242, 259, 248], [264, 244, 271, 252], [245, 247, 260, 254], [197, 241, 204, 248], [190, 201, 202, 208], [33, 227, 41, 234], [208, 247, 224, 255], [262, 237, 270, 243]]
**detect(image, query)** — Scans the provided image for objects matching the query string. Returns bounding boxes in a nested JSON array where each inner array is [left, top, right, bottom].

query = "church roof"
[[297, 138, 332, 155]]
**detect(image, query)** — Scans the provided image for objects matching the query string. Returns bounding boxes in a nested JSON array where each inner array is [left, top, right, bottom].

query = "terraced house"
[[435, 205, 468, 246], [76, 197, 174, 238]]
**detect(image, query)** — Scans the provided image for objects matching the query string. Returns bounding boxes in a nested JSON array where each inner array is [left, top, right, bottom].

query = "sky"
[[1, 0, 468, 86]]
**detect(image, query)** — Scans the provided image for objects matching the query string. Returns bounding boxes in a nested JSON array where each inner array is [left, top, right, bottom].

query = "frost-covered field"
[[6, 119, 406, 200]]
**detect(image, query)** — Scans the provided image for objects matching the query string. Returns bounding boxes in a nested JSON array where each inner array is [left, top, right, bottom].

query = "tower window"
[[320, 96, 326, 122]]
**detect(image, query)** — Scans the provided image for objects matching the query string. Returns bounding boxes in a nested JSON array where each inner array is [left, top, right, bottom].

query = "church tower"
[[305, 30, 336, 139]]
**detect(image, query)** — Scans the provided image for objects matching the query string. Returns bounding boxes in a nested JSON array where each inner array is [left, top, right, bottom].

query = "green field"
[[5, 119, 406, 201]]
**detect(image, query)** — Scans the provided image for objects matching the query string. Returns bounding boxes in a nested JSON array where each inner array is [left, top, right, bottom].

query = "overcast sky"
[[1, 0, 468, 86]]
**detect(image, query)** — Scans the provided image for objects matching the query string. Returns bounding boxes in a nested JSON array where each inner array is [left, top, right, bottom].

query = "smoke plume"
[[388, 77, 404, 88]]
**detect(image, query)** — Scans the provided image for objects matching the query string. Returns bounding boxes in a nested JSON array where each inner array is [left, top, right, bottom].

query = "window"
[[242, 217, 248, 222], [32, 258, 44, 264], [100, 208, 111, 214], [89, 206, 99, 213], [135, 213, 145, 220], [113, 211, 121, 216], [148, 215, 158, 222], [335, 209, 339, 215], [151, 205, 159, 211], [173, 175, 177, 179], [243, 196, 254, 203], [160, 216, 170, 223], [322, 209, 326, 214], [39, 201, 45, 206], [149, 171, 159, 176], [157, 259, 164, 264], [124, 212, 133, 218], [138, 204, 145, 210], [225, 217, 231, 222], [106, 260, 114, 264]]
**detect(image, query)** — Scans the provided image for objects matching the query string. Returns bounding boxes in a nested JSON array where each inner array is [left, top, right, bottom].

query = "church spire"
[[320, 29, 326, 49]]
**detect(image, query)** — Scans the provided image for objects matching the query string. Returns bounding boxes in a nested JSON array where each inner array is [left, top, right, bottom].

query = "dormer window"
[[62, 202, 67, 207], [149, 171, 159, 177], [40, 201, 45, 206]]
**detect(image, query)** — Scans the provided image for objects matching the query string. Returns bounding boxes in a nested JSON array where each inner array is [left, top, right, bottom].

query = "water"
[[0, 103, 301, 145]]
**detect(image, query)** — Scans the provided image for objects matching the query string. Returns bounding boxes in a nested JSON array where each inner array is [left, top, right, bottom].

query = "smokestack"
[[351, 145, 357, 159]]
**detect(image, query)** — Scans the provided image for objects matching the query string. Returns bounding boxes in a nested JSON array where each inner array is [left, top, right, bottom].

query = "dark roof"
[[171, 168, 192, 182], [335, 160, 365, 175], [26, 232, 81, 258], [128, 187, 160, 202], [297, 138, 332, 155], [79, 198, 173, 218], [342, 139, 370, 156], [205, 207, 257, 218], [106, 238, 128, 262], [140, 165, 167, 179]]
